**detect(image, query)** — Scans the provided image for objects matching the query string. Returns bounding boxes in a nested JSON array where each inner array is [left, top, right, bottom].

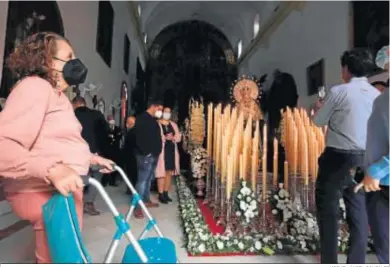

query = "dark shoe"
[[158, 193, 168, 204], [164, 191, 173, 202], [84, 202, 100, 216], [144, 201, 159, 208], [134, 209, 144, 219]]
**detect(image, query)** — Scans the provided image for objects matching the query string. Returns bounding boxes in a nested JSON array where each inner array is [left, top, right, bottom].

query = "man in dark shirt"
[[134, 100, 163, 218], [123, 115, 137, 194], [72, 96, 110, 215]]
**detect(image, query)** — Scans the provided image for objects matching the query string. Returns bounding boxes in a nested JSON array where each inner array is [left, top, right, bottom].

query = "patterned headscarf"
[[375, 45, 389, 70]]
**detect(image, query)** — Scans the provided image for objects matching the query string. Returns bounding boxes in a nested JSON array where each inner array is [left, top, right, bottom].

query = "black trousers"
[[366, 186, 389, 264], [315, 147, 368, 264]]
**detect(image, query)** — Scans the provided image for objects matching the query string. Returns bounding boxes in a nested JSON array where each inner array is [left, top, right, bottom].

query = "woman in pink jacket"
[[155, 107, 181, 203], [0, 32, 113, 263]]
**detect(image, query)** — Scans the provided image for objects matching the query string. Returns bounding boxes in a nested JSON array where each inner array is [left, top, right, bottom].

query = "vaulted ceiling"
[[136, 1, 281, 49]]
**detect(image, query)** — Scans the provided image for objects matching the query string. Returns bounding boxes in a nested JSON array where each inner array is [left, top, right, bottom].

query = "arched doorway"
[[146, 20, 237, 125], [0, 1, 64, 98]]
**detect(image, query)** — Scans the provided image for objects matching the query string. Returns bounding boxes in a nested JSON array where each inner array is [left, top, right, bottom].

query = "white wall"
[[0, 1, 141, 118], [58, 1, 140, 117], [245, 1, 351, 108]]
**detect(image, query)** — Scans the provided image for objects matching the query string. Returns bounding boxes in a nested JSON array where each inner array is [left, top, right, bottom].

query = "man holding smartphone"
[[311, 48, 380, 264]]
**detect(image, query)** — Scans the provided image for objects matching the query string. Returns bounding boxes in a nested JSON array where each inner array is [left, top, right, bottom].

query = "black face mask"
[[54, 57, 88, 86]]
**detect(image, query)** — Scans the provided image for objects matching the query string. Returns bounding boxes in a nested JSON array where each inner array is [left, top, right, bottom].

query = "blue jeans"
[[135, 154, 158, 203]]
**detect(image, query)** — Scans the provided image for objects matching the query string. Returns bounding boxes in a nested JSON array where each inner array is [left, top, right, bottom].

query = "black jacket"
[[135, 112, 162, 157], [74, 106, 109, 155]]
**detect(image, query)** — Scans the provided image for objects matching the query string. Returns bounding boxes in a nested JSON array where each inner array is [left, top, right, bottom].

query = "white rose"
[[242, 181, 247, 187], [236, 211, 242, 217], [240, 201, 247, 210], [233, 239, 239, 244], [238, 242, 244, 250], [246, 196, 252, 202], [272, 209, 278, 215], [237, 194, 242, 199], [198, 243, 206, 253], [216, 241, 224, 250], [277, 241, 283, 250], [255, 241, 262, 250], [274, 195, 279, 200]]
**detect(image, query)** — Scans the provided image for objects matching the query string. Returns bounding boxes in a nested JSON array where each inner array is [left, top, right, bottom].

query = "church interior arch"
[[146, 20, 237, 125]]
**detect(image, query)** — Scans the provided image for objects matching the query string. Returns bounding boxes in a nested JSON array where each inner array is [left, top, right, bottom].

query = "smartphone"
[[318, 86, 326, 100]]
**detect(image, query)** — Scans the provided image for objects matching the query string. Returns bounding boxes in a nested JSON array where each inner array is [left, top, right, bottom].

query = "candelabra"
[[216, 181, 227, 226], [258, 201, 268, 233], [290, 174, 298, 203], [309, 180, 316, 213], [213, 174, 221, 220], [302, 183, 310, 211], [224, 196, 234, 236], [203, 159, 214, 204]]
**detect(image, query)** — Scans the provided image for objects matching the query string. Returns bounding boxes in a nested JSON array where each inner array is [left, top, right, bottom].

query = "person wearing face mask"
[[133, 100, 164, 218], [155, 107, 181, 204], [101, 115, 122, 187], [311, 48, 380, 264], [0, 32, 114, 263], [123, 115, 137, 194]]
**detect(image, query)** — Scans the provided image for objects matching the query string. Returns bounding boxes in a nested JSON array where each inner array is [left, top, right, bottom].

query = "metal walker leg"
[[86, 178, 148, 263], [103, 166, 164, 263]]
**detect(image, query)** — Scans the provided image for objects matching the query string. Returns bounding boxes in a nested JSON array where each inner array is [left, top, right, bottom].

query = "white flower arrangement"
[[177, 176, 281, 255], [269, 188, 373, 253], [235, 180, 258, 224], [189, 146, 208, 179], [177, 173, 375, 255]]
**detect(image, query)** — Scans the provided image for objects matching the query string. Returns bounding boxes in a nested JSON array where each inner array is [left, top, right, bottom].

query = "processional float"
[[202, 75, 326, 235]]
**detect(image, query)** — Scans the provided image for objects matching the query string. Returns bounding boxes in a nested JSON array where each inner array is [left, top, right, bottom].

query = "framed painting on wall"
[[120, 81, 128, 129], [306, 59, 324, 96]]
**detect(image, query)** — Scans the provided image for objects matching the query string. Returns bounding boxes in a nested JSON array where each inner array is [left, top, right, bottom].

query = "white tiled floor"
[[82, 183, 379, 264], [0, 182, 379, 263]]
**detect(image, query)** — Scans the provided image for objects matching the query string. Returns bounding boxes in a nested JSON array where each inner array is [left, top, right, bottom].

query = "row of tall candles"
[[207, 103, 263, 200], [206, 104, 327, 199], [280, 107, 326, 188]]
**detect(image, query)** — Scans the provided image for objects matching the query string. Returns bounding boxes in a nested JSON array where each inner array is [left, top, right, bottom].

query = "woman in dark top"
[[155, 107, 181, 203]]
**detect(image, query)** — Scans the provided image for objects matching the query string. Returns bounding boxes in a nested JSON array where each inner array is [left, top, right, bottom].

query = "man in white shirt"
[[312, 48, 380, 264]]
